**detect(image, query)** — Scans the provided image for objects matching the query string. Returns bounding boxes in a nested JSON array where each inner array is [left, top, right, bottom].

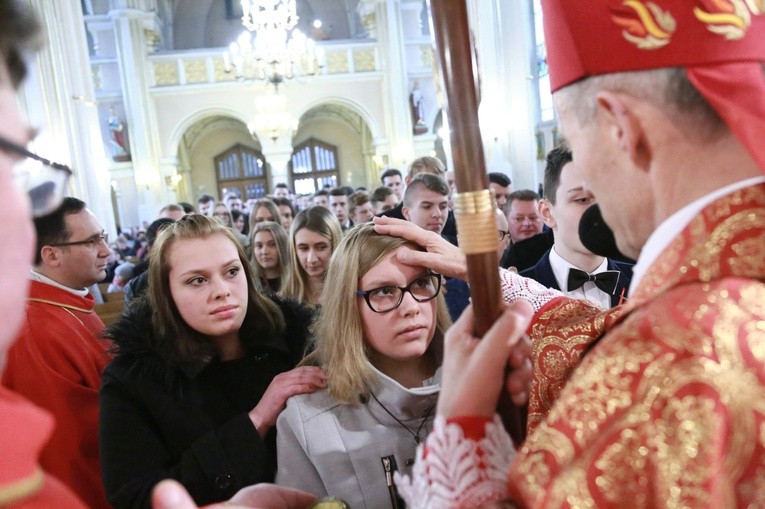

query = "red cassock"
[[512, 183, 765, 507], [0, 388, 87, 508], [2, 281, 111, 509]]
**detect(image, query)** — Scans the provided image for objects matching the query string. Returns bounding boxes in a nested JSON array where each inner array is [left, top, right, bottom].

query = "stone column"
[[27, 0, 117, 234], [375, 0, 415, 171], [109, 0, 164, 223], [472, 0, 538, 190]]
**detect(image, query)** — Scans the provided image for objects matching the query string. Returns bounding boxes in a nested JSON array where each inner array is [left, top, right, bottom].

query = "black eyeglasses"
[[1, 135, 73, 217], [49, 232, 108, 249], [356, 272, 442, 313], [498, 230, 509, 241]]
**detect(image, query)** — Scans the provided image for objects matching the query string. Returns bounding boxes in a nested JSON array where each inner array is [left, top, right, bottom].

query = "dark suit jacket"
[[499, 229, 554, 272], [519, 249, 633, 308]]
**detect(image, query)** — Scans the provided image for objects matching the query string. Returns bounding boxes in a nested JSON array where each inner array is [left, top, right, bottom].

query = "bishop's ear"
[[595, 90, 651, 174]]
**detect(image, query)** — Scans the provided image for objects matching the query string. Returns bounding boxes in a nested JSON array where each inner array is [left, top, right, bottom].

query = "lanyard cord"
[[368, 391, 436, 445]]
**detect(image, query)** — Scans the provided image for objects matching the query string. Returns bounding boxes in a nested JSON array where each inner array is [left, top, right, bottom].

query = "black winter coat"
[[99, 297, 313, 509]]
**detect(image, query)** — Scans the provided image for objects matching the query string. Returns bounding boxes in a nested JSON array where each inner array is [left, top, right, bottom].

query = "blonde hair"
[[304, 223, 451, 404], [148, 214, 285, 364], [407, 156, 445, 178], [249, 221, 290, 292], [279, 206, 342, 305], [248, 198, 282, 232]]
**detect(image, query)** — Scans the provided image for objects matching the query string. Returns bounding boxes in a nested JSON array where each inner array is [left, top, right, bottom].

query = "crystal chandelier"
[[248, 92, 299, 141], [224, 0, 325, 90]]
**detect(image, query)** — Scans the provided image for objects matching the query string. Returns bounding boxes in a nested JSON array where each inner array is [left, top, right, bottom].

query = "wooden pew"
[[102, 290, 125, 303], [95, 299, 124, 327]]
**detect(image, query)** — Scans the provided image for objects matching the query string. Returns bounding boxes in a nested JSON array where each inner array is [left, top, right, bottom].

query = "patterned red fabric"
[[526, 298, 618, 435], [508, 183, 765, 507]]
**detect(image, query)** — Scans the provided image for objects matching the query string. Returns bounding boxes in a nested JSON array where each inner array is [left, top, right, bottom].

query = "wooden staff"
[[429, 0, 526, 444]]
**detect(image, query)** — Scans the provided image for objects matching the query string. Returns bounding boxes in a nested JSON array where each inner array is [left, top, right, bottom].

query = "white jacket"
[[275, 364, 441, 508]]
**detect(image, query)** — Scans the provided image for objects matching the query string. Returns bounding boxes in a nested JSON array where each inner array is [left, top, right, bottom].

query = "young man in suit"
[[378, 157, 459, 242], [520, 146, 632, 308]]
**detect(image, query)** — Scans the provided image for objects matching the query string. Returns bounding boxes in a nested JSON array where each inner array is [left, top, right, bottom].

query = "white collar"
[[631, 176, 765, 292], [548, 246, 609, 290], [29, 269, 89, 297]]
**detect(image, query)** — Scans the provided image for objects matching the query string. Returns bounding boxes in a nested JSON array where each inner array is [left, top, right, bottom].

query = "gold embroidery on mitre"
[[611, 1, 677, 49], [694, 0, 763, 40]]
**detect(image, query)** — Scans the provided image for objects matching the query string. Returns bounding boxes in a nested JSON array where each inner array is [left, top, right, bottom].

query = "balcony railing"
[[143, 42, 382, 89]]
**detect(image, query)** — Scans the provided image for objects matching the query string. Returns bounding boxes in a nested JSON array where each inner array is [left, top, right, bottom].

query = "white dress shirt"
[[549, 247, 613, 309]]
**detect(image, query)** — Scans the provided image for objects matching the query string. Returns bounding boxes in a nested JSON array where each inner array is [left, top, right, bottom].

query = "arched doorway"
[[176, 115, 269, 202], [294, 102, 375, 191]]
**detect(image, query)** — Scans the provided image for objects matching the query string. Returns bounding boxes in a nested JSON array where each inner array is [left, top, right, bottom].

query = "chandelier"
[[224, 0, 324, 90], [248, 92, 299, 141]]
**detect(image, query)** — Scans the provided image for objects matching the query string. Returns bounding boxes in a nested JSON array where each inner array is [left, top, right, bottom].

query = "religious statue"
[[107, 107, 130, 161], [410, 81, 428, 135]]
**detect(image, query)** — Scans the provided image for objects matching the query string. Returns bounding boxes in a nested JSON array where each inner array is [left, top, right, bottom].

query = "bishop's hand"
[[437, 301, 534, 419]]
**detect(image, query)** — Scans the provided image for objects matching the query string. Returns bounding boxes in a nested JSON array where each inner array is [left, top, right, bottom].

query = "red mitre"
[[541, 0, 765, 172]]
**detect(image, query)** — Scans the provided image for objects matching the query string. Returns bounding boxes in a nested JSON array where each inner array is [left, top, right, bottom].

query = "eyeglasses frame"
[[0, 135, 73, 217], [48, 232, 109, 249], [0, 136, 73, 177], [356, 272, 442, 313]]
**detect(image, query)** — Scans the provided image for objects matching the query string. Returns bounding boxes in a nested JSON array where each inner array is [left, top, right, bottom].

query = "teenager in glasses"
[[275, 223, 452, 508]]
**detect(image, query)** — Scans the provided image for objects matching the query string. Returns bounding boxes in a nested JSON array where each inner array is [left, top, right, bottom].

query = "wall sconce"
[[372, 153, 388, 169], [164, 173, 182, 192]]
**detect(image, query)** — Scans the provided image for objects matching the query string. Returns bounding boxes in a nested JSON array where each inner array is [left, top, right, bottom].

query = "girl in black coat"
[[99, 214, 326, 509]]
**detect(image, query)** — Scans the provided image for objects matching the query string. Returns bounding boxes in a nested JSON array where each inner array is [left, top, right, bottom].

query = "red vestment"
[[2, 281, 111, 509], [509, 183, 765, 507], [0, 388, 87, 508], [399, 184, 765, 508]]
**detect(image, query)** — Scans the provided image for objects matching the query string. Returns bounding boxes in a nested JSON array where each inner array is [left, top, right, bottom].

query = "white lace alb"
[[498, 267, 562, 312], [395, 415, 515, 508]]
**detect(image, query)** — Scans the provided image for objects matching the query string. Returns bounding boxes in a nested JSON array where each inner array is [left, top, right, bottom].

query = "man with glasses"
[[2, 198, 112, 509], [494, 207, 510, 262]]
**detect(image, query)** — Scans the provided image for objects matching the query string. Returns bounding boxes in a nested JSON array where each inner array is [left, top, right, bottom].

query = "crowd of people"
[[1, 1, 764, 509]]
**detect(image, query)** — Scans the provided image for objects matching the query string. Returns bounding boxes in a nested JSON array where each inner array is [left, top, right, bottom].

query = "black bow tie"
[[567, 268, 620, 294]]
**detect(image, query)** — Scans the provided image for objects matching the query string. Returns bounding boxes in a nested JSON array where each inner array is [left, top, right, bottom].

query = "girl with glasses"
[[99, 215, 326, 508], [275, 223, 452, 508], [213, 202, 248, 247], [212, 202, 233, 227]]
